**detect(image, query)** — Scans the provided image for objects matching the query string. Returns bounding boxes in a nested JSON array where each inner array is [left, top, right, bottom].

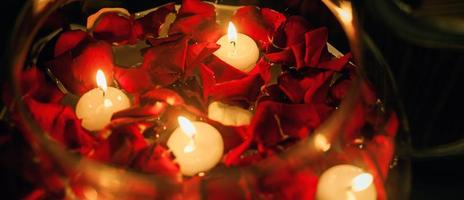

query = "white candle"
[[167, 116, 224, 176], [76, 70, 130, 131], [207, 101, 252, 126], [316, 164, 377, 200], [213, 22, 260, 72]]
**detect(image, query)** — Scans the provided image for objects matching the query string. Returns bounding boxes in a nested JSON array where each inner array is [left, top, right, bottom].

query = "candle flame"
[[96, 69, 108, 93], [178, 116, 196, 138], [227, 22, 237, 44], [351, 173, 374, 192]]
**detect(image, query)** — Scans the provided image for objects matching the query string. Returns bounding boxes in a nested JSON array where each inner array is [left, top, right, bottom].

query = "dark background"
[[1, 0, 463, 199]]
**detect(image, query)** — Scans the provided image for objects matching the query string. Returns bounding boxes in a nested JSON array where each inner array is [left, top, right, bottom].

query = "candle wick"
[[100, 88, 106, 97], [229, 41, 237, 56]]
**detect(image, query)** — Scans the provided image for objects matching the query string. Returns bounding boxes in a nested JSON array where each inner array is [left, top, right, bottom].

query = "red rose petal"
[[256, 58, 272, 84], [24, 97, 96, 153], [47, 40, 114, 95], [209, 73, 263, 104], [54, 30, 89, 57], [284, 16, 311, 47], [178, 0, 215, 18], [204, 55, 247, 83], [185, 42, 220, 78], [137, 3, 176, 38], [141, 36, 188, 86], [232, 6, 286, 50], [92, 12, 133, 44], [199, 64, 216, 100], [251, 101, 320, 146], [304, 27, 328, 67], [169, 0, 218, 43], [291, 27, 329, 69], [114, 67, 153, 93], [133, 145, 179, 177]]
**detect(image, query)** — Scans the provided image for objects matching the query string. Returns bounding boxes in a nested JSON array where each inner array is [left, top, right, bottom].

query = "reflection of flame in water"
[[351, 172, 374, 192], [314, 134, 331, 152], [336, 1, 353, 23]]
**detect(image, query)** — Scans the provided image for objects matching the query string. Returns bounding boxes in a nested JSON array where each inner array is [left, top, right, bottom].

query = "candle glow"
[[75, 69, 130, 131], [213, 22, 259, 72], [167, 116, 224, 176]]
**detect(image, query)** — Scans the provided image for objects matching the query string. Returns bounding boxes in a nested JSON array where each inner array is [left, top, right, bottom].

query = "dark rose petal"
[[330, 77, 352, 103], [291, 27, 328, 69], [54, 30, 89, 57], [304, 27, 328, 67], [278, 71, 334, 104], [303, 71, 334, 104], [318, 53, 352, 71], [361, 80, 378, 105], [209, 73, 263, 104], [199, 64, 216, 100], [169, 0, 218, 43], [89, 124, 148, 166], [137, 3, 176, 38], [260, 168, 318, 200], [204, 55, 247, 83], [112, 103, 168, 120], [141, 88, 185, 106], [366, 135, 394, 178], [256, 58, 272, 84], [141, 36, 188, 86], [223, 131, 254, 166], [251, 101, 320, 146], [185, 42, 220, 78], [205, 119, 248, 152], [24, 97, 96, 153], [283, 16, 311, 47], [232, 6, 286, 50], [47, 40, 114, 95], [265, 49, 295, 67], [384, 112, 399, 137], [19, 66, 64, 103], [344, 103, 367, 141], [114, 67, 153, 93], [133, 145, 179, 177], [204, 174, 252, 200]]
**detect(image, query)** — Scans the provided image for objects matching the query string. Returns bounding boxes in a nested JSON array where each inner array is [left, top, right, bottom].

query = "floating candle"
[[213, 22, 259, 72], [76, 70, 130, 131], [316, 164, 377, 200], [207, 101, 252, 126], [167, 116, 224, 176]]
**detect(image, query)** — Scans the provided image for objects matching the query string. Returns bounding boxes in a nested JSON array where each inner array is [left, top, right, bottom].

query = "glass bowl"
[[5, 0, 410, 199]]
